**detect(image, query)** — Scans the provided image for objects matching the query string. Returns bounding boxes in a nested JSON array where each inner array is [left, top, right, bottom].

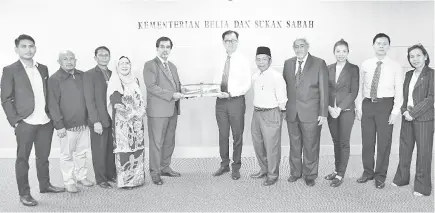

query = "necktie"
[[370, 61, 383, 98], [163, 62, 176, 89], [220, 55, 231, 93], [295, 60, 303, 86]]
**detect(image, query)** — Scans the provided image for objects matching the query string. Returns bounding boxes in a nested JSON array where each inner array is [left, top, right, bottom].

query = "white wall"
[[0, 0, 433, 157]]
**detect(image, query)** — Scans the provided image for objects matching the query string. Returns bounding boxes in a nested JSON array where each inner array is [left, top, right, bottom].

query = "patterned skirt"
[[115, 149, 145, 188]]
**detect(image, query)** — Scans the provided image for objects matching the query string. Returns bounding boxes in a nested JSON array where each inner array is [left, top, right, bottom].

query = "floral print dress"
[[112, 82, 146, 188]]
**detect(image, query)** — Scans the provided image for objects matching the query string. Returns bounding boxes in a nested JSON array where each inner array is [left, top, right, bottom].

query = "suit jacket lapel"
[[336, 62, 349, 86], [413, 66, 428, 91], [15, 60, 33, 91], [36, 64, 47, 98], [300, 54, 313, 84], [155, 57, 176, 89], [330, 63, 337, 88]]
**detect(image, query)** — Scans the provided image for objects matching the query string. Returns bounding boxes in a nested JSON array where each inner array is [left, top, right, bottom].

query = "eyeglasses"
[[224, 39, 238, 44]]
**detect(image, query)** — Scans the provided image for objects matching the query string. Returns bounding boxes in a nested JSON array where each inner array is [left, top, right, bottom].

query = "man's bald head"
[[58, 50, 76, 72]]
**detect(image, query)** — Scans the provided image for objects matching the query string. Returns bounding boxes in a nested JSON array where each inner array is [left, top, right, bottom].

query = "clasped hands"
[[403, 111, 413, 121], [328, 106, 342, 119]]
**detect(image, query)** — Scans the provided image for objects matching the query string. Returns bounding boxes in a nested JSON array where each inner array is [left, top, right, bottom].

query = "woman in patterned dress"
[[107, 56, 146, 189]]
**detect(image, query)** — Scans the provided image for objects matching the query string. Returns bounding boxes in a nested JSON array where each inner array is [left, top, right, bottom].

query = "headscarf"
[[107, 56, 137, 118]]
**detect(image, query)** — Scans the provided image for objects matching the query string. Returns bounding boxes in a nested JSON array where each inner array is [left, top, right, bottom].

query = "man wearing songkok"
[[250, 46, 287, 186]]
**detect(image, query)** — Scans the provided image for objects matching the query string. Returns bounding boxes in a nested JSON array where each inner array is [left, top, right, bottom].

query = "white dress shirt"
[[407, 70, 422, 107], [252, 67, 288, 110], [295, 54, 309, 74], [20, 60, 50, 125], [213, 50, 252, 97], [356, 56, 404, 115], [335, 62, 345, 83]]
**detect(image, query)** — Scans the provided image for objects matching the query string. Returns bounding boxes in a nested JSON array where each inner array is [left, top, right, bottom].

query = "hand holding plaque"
[[181, 83, 222, 98]]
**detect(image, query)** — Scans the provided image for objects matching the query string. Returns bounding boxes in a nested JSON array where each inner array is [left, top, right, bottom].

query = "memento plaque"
[[181, 83, 221, 98]]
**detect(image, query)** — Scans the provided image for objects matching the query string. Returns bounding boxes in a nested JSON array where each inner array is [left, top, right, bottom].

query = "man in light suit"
[[143, 37, 183, 185], [1, 34, 65, 207], [282, 38, 329, 187]]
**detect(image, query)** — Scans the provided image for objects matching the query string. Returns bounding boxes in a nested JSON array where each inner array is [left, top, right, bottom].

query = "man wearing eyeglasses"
[[143, 36, 183, 185], [212, 30, 252, 180], [84, 46, 117, 189], [283, 38, 329, 187]]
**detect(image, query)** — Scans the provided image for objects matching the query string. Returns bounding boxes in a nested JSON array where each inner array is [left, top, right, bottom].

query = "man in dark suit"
[[84, 46, 116, 189], [282, 38, 328, 187], [143, 37, 183, 185], [1, 34, 65, 207]]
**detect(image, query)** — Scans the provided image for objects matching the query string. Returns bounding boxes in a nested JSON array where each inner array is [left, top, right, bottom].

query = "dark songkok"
[[256, 46, 271, 57]]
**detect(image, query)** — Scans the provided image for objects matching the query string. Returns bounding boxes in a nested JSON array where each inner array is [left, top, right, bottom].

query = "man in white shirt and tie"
[[250, 46, 287, 186], [212, 30, 252, 180], [355, 33, 404, 189]]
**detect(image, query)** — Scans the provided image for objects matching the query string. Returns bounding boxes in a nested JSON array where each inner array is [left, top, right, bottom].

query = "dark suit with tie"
[[283, 53, 328, 180], [83, 66, 116, 184], [393, 66, 434, 196], [143, 57, 181, 177], [1, 60, 54, 196], [327, 62, 359, 177]]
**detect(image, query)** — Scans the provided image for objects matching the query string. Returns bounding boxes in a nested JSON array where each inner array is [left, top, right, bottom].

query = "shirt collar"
[[20, 59, 38, 69], [297, 54, 309, 63], [157, 56, 169, 65], [58, 68, 79, 80]]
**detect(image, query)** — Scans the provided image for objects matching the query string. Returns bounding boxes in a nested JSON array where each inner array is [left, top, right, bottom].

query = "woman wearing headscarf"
[[107, 56, 146, 189], [392, 44, 434, 196]]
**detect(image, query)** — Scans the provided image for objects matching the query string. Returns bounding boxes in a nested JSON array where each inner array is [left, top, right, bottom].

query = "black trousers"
[[393, 119, 434, 196], [361, 98, 394, 182], [14, 121, 54, 196], [90, 127, 116, 184], [215, 96, 246, 170], [287, 114, 322, 180], [327, 110, 355, 177]]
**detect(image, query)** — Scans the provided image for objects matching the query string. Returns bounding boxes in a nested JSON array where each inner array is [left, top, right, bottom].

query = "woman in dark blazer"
[[392, 44, 434, 196], [324, 39, 359, 187]]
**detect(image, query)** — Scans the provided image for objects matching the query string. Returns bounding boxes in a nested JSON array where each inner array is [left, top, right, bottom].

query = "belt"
[[254, 107, 277, 112], [364, 97, 393, 103]]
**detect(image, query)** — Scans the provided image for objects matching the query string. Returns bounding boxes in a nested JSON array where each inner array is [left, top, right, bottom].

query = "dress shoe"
[[152, 176, 163, 185], [250, 172, 267, 179], [19, 194, 38, 207], [65, 184, 79, 193], [108, 177, 117, 183], [161, 170, 181, 177], [413, 191, 425, 197], [77, 178, 94, 187], [304, 179, 315, 187], [40, 184, 65, 193], [212, 167, 230, 176], [231, 170, 241, 180], [356, 176, 373, 183], [375, 180, 385, 189], [287, 175, 301, 182], [330, 178, 343, 187], [98, 182, 113, 189], [263, 178, 278, 186], [324, 172, 337, 180]]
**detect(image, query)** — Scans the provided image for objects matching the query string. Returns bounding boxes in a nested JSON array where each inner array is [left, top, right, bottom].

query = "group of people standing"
[[1, 31, 433, 207]]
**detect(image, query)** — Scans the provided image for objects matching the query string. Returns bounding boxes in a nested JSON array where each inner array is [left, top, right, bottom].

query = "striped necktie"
[[163, 62, 176, 89]]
